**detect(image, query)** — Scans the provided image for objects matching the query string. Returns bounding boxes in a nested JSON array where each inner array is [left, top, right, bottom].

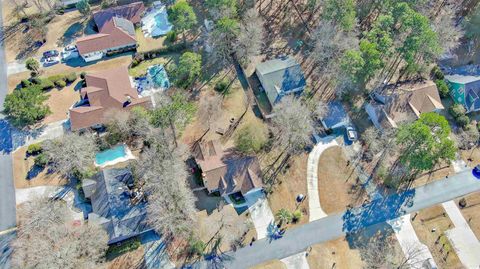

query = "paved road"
[[0, 0, 16, 234], [193, 169, 480, 269]]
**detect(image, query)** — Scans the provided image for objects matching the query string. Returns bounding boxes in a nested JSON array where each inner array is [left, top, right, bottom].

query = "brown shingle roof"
[[69, 66, 151, 131], [193, 140, 263, 196], [92, 2, 145, 30]]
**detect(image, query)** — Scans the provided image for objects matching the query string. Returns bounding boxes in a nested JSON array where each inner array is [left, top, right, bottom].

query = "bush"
[[55, 79, 67, 88], [235, 123, 268, 154], [449, 104, 466, 119], [214, 78, 229, 93], [106, 237, 141, 258], [166, 30, 177, 43], [65, 72, 77, 83], [34, 153, 48, 167], [431, 65, 444, 80], [457, 115, 470, 128], [39, 79, 55, 91], [31, 77, 42, 85], [21, 79, 32, 88], [27, 143, 43, 155], [435, 79, 449, 98], [80, 71, 86, 79], [47, 74, 66, 83], [292, 210, 302, 223]]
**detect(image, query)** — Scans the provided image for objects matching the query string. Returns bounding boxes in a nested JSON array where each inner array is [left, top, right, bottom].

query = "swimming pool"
[[148, 64, 170, 89], [95, 144, 134, 167], [141, 5, 173, 38]]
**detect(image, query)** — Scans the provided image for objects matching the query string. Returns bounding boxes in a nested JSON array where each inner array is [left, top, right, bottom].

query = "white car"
[[43, 56, 60, 66], [346, 126, 358, 142]]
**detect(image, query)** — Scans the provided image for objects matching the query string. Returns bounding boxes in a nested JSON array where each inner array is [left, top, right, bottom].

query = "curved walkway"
[[307, 136, 338, 222]]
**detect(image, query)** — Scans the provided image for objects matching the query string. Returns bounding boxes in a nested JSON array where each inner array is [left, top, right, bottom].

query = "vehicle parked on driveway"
[[43, 57, 60, 66], [64, 45, 77, 52], [346, 126, 358, 142], [43, 50, 59, 58]]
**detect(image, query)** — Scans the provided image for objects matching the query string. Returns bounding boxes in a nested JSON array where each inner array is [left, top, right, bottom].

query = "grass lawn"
[[267, 153, 309, 227], [42, 83, 80, 125], [411, 205, 463, 268], [106, 244, 145, 269], [455, 192, 480, 239], [12, 146, 67, 189], [307, 237, 364, 269], [317, 146, 365, 214], [135, 28, 167, 53], [412, 164, 455, 188], [128, 54, 178, 78], [251, 260, 287, 269]]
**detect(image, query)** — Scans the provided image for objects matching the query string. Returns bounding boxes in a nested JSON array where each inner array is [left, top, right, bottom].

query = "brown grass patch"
[[12, 146, 67, 189], [460, 147, 480, 168], [42, 83, 80, 125], [318, 146, 364, 214], [455, 192, 480, 239], [251, 260, 287, 269], [307, 237, 364, 269], [135, 28, 167, 53], [267, 153, 309, 227], [106, 245, 145, 269], [412, 164, 455, 188], [411, 205, 463, 269]]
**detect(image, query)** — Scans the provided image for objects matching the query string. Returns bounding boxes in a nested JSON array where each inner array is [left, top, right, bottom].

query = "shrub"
[[39, 79, 55, 90], [457, 115, 470, 128], [449, 104, 466, 119], [292, 210, 303, 223], [435, 79, 449, 98], [166, 30, 177, 43], [106, 237, 140, 258], [65, 72, 77, 83], [235, 123, 268, 154], [31, 77, 42, 85], [27, 143, 43, 155], [214, 78, 229, 93], [55, 80, 67, 88], [80, 71, 86, 79], [47, 74, 66, 83], [21, 79, 32, 88], [431, 65, 444, 80], [34, 153, 48, 167]]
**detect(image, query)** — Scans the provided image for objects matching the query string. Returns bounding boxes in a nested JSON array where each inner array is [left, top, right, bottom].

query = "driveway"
[[307, 136, 337, 221], [247, 191, 275, 240], [280, 252, 309, 269]]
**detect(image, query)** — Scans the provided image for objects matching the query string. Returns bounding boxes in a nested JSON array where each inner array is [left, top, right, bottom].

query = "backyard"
[[128, 54, 178, 78]]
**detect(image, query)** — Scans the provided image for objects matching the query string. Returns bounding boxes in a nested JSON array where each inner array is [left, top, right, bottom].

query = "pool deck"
[[94, 145, 136, 168]]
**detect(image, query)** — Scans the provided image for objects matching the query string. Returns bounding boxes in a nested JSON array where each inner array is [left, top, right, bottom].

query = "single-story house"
[[365, 81, 444, 130], [83, 168, 151, 244], [192, 140, 263, 201], [321, 101, 351, 130], [255, 56, 306, 106], [445, 74, 480, 113], [76, 2, 145, 62], [69, 65, 151, 131]]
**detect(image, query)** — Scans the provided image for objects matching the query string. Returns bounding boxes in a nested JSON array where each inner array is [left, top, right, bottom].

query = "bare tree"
[[104, 108, 152, 145], [235, 8, 265, 65], [362, 237, 428, 269], [312, 100, 329, 120], [453, 126, 479, 150], [42, 132, 98, 177], [432, 7, 464, 55], [11, 197, 108, 269]]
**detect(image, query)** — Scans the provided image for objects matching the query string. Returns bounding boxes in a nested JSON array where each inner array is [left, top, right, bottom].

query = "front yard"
[[307, 237, 364, 269], [455, 193, 480, 239]]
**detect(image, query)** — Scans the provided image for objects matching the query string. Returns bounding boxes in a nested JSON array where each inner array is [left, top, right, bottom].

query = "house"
[[82, 168, 151, 244], [192, 140, 263, 201], [321, 101, 351, 130], [445, 74, 480, 113], [255, 56, 306, 106], [69, 65, 151, 131], [365, 81, 444, 130], [76, 2, 145, 62]]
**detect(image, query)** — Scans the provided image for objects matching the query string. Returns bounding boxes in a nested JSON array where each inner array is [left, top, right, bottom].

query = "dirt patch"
[[251, 260, 287, 269], [411, 164, 455, 188], [307, 237, 363, 269], [460, 147, 480, 168], [106, 245, 145, 269], [455, 192, 480, 239], [267, 153, 309, 227], [318, 146, 364, 214], [12, 146, 67, 189], [411, 205, 463, 269]]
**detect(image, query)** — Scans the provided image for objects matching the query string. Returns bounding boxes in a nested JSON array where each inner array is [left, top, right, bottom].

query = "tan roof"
[[193, 140, 263, 195], [69, 66, 151, 130], [381, 81, 444, 127], [76, 18, 137, 55]]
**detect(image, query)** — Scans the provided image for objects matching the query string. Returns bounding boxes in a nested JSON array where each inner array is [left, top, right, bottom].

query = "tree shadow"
[[57, 22, 85, 47], [26, 164, 45, 180]]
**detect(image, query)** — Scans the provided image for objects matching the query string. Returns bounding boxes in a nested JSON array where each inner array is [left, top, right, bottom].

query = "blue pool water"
[[148, 65, 170, 89], [95, 145, 127, 165]]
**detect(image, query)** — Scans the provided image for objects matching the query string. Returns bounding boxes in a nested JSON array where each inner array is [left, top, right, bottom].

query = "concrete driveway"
[[247, 191, 274, 240]]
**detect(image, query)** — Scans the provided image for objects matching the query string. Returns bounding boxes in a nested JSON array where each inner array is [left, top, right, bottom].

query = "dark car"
[[43, 50, 59, 58], [473, 165, 480, 179]]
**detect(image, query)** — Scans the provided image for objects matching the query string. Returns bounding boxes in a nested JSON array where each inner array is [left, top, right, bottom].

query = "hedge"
[[27, 143, 42, 155]]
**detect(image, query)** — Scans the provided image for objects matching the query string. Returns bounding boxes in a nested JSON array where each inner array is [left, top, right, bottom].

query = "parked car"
[[43, 57, 60, 66], [64, 45, 77, 52], [346, 126, 358, 142], [43, 50, 59, 58]]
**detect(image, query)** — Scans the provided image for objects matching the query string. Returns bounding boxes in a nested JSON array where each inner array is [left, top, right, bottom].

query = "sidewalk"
[[387, 214, 437, 268], [442, 200, 480, 268], [280, 251, 309, 269], [307, 136, 337, 222]]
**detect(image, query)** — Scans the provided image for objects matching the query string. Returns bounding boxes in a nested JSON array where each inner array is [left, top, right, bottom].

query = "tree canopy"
[[3, 85, 50, 127], [171, 52, 202, 89], [323, 0, 356, 31], [168, 0, 197, 43]]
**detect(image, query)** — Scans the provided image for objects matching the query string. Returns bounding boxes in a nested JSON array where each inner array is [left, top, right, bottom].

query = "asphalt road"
[[0, 0, 17, 233], [193, 169, 480, 269]]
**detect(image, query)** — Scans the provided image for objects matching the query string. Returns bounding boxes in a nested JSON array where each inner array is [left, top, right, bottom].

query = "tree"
[[323, 0, 357, 31], [76, 0, 91, 16], [42, 132, 98, 177], [168, 0, 197, 44], [464, 5, 480, 45], [362, 127, 396, 161], [25, 58, 40, 75], [435, 79, 449, 98], [235, 122, 268, 154], [454, 125, 479, 150], [207, 17, 240, 66], [271, 96, 314, 155], [104, 107, 151, 146], [312, 100, 329, 120], [171, 52, 202, 89], [235, 8, 264, 65], [396, 112, 456, 173], [275, 208, 292, 227], [12, 197, 108, 269], [3, 85, 50, 127], [432, 8, 464, 54], [205, 0, 237, 20]]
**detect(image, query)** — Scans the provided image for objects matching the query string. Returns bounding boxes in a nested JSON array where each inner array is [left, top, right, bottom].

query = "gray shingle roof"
[[113, 17, 135, 36], [321, 101, 351, 130]]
